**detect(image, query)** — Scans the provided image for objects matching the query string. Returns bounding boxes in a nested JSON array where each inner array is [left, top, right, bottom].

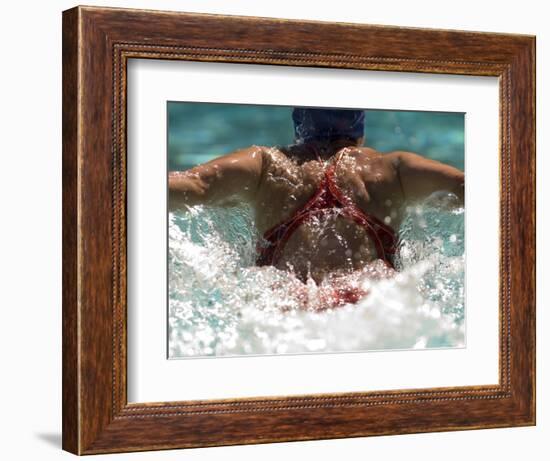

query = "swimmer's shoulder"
[[351, 148, 406, 186], [254, 144, 306, 170], [244, 144, 286, 159], [351, 146, 379, 158], [354, 147, 425, 170], [227, 144, 284, 171], [245, 144, 292, 189], [346, 146, 387, 165]]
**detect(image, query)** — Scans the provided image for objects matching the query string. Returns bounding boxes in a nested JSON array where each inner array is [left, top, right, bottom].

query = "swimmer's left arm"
[[389, 151, 464, 203], [168, 146, 264, 209]]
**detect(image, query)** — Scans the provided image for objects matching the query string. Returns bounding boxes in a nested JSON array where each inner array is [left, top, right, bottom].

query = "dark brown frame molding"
[[62, 5, 536, 455]]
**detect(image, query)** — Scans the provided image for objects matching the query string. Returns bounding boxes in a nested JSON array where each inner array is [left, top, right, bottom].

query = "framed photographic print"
[[62, 5, 535, 455]]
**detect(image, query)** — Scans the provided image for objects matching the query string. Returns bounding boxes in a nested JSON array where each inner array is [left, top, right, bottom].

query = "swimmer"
[[169, 108, 464, 309]]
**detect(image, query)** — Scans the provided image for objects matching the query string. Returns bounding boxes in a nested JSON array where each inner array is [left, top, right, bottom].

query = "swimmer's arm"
[[389, 151, 464, 203], [168, 147, 264, 209]]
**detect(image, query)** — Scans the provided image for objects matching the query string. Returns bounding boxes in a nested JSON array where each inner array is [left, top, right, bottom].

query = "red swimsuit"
[[256, 150, 398, 307]]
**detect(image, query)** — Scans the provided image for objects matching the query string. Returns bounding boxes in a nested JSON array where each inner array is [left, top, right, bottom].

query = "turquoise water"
[[168, 103, 464, 171], [167, 103, 465, 358]]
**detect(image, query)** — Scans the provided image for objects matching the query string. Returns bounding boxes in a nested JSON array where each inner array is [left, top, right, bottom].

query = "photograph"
[[54, 3, 536, 456], [167, 103, 466, 358]]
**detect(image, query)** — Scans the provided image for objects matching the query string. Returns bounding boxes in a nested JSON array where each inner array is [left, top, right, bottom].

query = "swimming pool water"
[[167, 103, 465, 358], [168, 195, 465, 358], [168, 103, 464, 171]]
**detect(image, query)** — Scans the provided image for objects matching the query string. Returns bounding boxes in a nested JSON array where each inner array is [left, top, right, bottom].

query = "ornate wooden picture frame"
[[62, 5, 535, 455]]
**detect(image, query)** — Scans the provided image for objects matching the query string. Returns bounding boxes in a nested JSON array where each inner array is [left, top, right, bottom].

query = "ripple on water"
[[168, 194, 465, 358]]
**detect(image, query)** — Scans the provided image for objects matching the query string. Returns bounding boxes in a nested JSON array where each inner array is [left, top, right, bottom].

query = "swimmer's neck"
[[295, 137, 364, 161]]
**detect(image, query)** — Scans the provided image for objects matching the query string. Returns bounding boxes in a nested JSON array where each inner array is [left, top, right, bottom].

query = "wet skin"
[[169, 139, 464, 283]]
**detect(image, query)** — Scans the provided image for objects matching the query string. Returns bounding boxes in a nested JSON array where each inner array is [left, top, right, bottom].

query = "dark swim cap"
[[292, 108, 365, 144]]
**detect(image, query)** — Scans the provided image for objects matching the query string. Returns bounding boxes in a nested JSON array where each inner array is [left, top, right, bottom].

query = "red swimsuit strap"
[[324, 161, 397, 265], [256, 150, 397, 268], [258, 175, 332, 266]]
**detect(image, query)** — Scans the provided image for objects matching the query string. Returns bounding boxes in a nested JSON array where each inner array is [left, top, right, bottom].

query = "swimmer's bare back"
[[168, 144, 464, 282]]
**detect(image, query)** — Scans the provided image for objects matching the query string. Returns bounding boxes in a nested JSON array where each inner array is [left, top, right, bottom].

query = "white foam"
[[168, 197, 465, 358]]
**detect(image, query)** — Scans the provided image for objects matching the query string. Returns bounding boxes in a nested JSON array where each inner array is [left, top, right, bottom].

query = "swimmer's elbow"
[[394, 151, 465, 202], [427, 173, 464, 205], [455, 175, 465, 200], [168, 172, 208, 208], [446, 171, 464, 203]]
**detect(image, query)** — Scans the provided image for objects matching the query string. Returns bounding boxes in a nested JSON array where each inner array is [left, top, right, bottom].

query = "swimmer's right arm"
[[389, 151, 464, 203], [168, 146, 264, 209]]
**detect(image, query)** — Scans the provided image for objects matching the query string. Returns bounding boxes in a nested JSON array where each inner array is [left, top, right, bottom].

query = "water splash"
[[168, 194, 465, 358]]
